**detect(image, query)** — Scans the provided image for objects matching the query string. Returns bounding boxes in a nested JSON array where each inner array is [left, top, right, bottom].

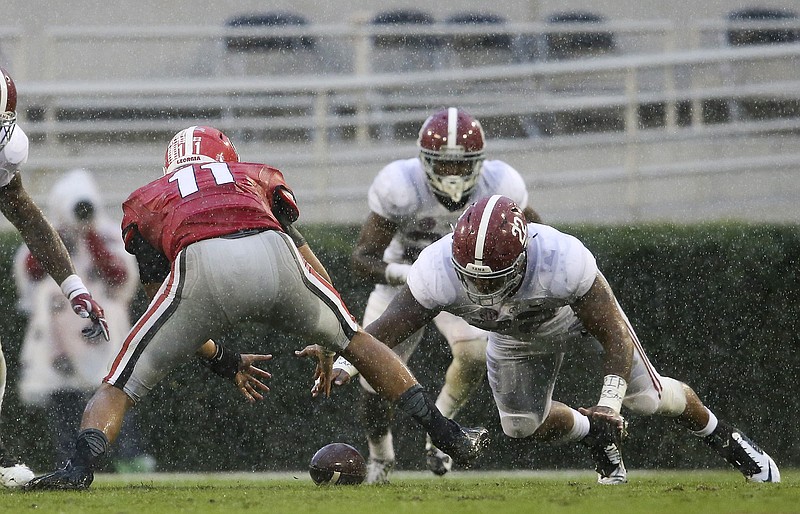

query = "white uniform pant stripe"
[[105, 250, 184, 386]]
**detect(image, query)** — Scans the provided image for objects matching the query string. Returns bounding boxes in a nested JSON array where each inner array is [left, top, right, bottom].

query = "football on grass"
[[309, 443, 367, 485]]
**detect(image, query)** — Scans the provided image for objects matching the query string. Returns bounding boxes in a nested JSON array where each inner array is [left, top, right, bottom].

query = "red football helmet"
[[418, 107, 485, 203], [451, 195, 528, 306], [163, 125, 239, 175], [0, 67, 18, 151]]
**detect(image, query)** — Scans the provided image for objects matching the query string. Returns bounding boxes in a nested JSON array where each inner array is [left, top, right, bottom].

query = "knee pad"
[[623, 375, 687, 416], [654, 377, 687, 417], [499, 412, 543, 439]]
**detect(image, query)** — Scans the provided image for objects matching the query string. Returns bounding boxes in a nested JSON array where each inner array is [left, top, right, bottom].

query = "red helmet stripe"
[[447, 107, 458, 150], [474, 194, 502, 264]]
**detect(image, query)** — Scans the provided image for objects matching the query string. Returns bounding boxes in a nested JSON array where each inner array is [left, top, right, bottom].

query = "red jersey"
[[122, 162, 294, 261]]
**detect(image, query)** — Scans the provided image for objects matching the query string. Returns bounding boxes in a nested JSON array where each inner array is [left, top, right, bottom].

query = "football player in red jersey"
[[25, 125, 488, 490], [0, 67, 108, 488]]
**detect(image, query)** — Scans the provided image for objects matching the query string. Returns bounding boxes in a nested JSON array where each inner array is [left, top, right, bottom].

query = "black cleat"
[[433, 423, 489, 468], [23, 460, 94, 491], [583, 416, 628, 485], [704, 421, 780, 483]]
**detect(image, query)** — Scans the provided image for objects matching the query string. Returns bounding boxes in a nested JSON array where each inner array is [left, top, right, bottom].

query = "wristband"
[[60, 274, 89, 300], [200, 343, 242, 380], [333, 355, 359, 378], [384, 262, 412, 286], [597, 374, 627, 413]]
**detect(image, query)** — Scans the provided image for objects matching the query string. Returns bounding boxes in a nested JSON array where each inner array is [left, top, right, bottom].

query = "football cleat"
[[433, 423, 489, 468], [425, 445, 453, 476], [583, 415, 628, 485], [0, 451, 34, 488], [23, 460, 94, 491], [705, 421, 780, 483], [364, 458, 394, 485]]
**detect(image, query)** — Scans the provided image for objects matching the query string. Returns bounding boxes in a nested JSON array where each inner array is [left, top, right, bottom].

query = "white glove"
[[384, 262, 412, 286]]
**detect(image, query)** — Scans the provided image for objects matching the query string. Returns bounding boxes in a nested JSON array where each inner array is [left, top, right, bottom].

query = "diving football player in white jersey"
[[335, 194, 780, 484], [351, 108, 540, 483], [0, 67, 108, 488]]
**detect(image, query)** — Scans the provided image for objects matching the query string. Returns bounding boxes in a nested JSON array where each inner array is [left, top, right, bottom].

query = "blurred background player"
[[14, 168, 154, 473], [0, 67, 108, 488], [351, 107, 540, 483], [24, 125, 486, 491], [339, 195, 780, 484]]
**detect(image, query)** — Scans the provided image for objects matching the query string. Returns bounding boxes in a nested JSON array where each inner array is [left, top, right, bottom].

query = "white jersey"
[[0, 126, 29, 187], [407, 223, 598, 352], [368, 157, 529, 265]]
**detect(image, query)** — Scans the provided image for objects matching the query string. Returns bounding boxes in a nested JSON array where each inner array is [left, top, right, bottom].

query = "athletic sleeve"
[[123, 225, 170, 284], [367, 160, 419, 222], [407, 235, 460, 310]]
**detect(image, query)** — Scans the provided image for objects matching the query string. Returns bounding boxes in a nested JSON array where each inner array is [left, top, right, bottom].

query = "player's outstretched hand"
[[235, 354, 272, 403], [71, 292, 110, 341], [578, 405, 629, 440], [294, 344, 340, 398]]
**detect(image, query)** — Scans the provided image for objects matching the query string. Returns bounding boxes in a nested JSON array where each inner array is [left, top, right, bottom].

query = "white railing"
[[1, 20, 800, 224]]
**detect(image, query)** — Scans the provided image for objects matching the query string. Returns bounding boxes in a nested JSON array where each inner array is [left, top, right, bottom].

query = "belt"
[[220, 228, 269, 240]]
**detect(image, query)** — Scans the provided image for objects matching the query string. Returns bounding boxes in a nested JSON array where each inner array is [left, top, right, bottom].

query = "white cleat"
[[1, 462, 35, 488], [364, 458, 394, 485], [732, 432, 781, 483], [425, 445, 453, 476]]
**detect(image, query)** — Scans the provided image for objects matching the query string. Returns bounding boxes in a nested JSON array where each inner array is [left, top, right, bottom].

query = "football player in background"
[[0, 67, 109, 488], [351, 107, 540, 483], [25, 125, 487, 491], [14, 168, 154, 473], [329, 195, 780, 484]]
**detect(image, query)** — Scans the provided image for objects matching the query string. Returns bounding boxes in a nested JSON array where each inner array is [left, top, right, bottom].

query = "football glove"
[[71, 293, 110, 341]]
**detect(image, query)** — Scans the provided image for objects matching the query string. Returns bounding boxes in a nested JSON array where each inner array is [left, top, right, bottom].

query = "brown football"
[[309, 443, 367, 485]]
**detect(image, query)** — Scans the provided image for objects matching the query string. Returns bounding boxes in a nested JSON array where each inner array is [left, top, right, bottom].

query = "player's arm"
[[571, 272, 633, 428], [0, 174, 109, 340], [365, 284, 439, 347], [196, 339, 273, 403], [122, 225, 169, 299], [272, 186, 332, 283], [0, 174, 75, 283], [351, 212, 406, 285], [523, 206, 542, 224]]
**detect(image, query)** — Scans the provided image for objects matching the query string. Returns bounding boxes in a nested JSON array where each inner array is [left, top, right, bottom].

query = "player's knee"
[[654, 377, 688, 417], [500, 413, 543, 439], [450, 338, 488, 368], [623, 376, 687, 416]]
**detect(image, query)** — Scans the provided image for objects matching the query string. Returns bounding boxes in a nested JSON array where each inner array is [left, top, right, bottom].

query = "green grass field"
[[3, 470, 796, 514]]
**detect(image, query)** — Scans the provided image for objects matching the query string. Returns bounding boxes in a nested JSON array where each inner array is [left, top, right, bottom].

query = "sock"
[[691, 408, 719, 438], [367, 432, 395, 462], [73, 429, 109, 469], [396, 384, 456, 444], [565, 409, 591, 443]]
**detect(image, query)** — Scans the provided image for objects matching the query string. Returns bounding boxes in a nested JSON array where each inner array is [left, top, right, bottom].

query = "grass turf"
[[4, 470, 796, 514]]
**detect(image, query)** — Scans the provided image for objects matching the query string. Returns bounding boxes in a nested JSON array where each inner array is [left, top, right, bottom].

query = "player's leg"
[[425, 313, 488, 475], [26, 246, 227, 490], [0, 339, 35, 488], [269, 234, 488, 470], [356, 286, 424, 483]]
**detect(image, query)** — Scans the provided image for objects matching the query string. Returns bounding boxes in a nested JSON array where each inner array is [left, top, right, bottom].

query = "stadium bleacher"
[[1, 2, 800, 224]]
